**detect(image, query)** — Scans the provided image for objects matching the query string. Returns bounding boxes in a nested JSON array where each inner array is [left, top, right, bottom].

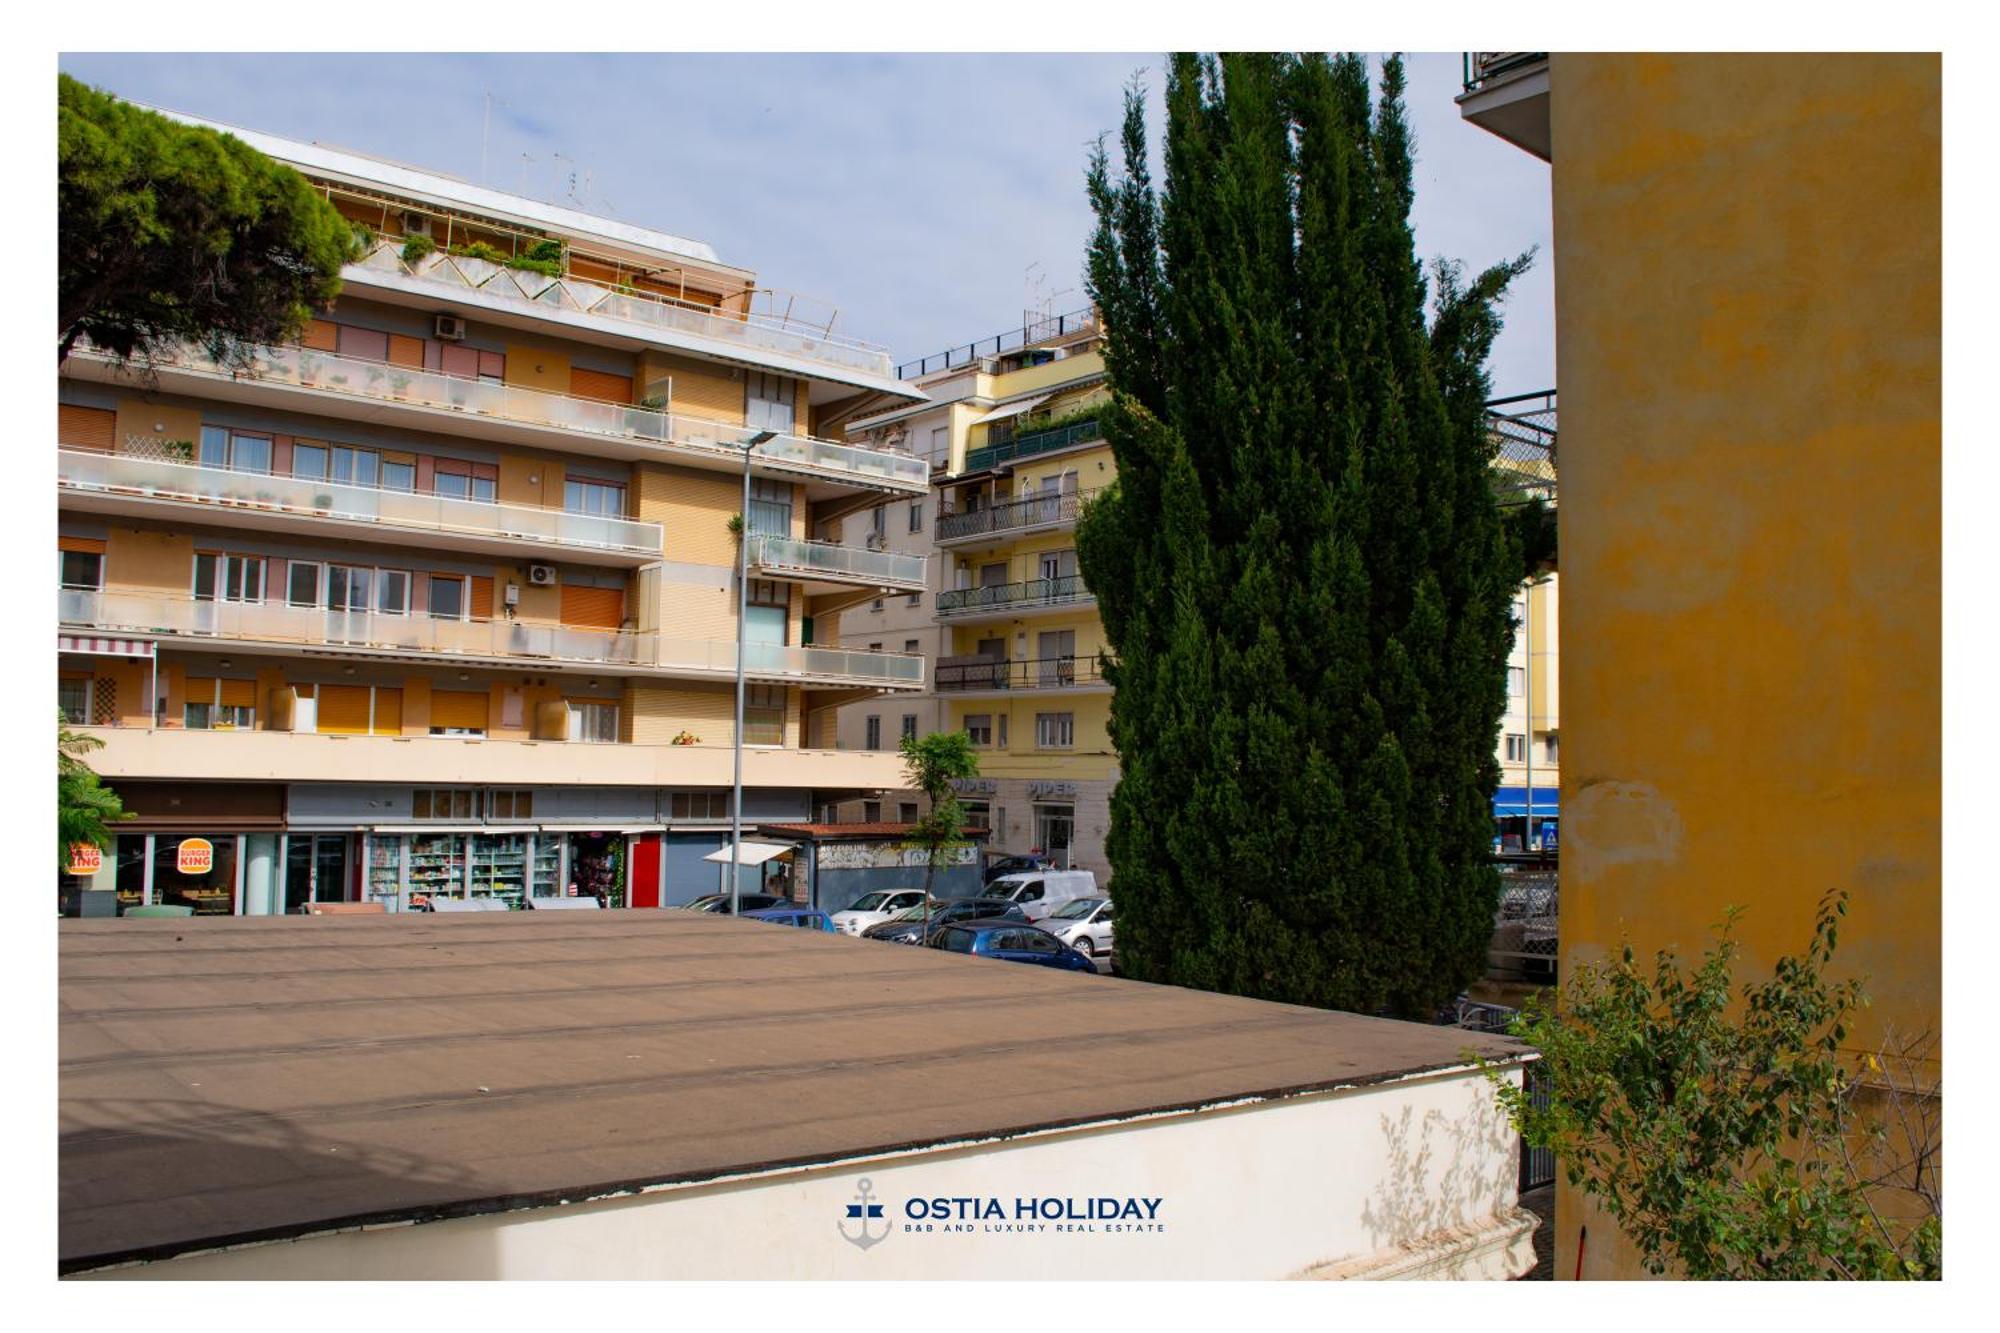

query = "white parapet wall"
[[83, 1063, 1535, 1281]]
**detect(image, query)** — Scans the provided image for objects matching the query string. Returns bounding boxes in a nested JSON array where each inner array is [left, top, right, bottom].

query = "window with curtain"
[[564, 478, 627, 517]]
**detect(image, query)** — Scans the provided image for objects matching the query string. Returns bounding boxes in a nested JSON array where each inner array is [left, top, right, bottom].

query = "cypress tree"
[[1078, 54, 1530, 1017]]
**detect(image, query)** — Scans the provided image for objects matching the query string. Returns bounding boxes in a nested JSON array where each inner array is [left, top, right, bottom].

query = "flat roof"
[[59, 913, 1525, 1272]]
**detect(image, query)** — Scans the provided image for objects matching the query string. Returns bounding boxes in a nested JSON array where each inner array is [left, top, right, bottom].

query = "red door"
[[629, 833, 662, 909]]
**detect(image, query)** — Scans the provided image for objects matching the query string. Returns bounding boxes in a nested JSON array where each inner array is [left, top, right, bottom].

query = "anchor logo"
[[839, 1177, 890, 1250]]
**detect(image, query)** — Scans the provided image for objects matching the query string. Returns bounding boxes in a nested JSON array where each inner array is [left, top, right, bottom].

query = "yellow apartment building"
[[835, 312, 1115, 877], [1459, 53, 1940, 1278], [57, 103, 933, 916]]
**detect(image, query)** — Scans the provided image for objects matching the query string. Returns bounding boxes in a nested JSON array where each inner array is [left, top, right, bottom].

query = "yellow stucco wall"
[[1547, 52, 1940, 1280]]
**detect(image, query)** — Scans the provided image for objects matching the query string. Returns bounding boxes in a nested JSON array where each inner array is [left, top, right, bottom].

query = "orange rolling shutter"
[[560, 585, 624, 629], [429, 690, 489, 732], [184, 678, 215, 708], [371, 688, 403, 735], [569, 367, 634, 404], [59, 405, 116, 453], [316, 684, 372, 734], [217, 679, 256, 708], [469, 576, 494, 621], [387, 335, 425, 368], [303, 319, 339, 351], [59, 536, 107, 554]]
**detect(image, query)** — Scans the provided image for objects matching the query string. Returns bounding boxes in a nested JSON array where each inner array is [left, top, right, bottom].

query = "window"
[[1039, 549, 1078, 582], [198, 426, 271, 474], [901, 714, 918, 741], [291, 442, 329, 480], [747, 370, 797, 433], [194, 552, 264, 603], [904, 639, 920, 654], [863, 800, 882, 823], [964, 714, 992, 747], [928, 426, 949, 462], [1545, 732, 1560, 763], [433, 466, 496, 503], [744, 684, 785, 746], [747, 478, 792, 537], [872, 599, 884, 612], [997, 714, 1009, 749], [746, 579, 788, 647], [428, 575, 466, 620], [58, 676, 90, 725], [565, 478, 627, 518], [907, 591, 923, 607], [567, 701, 620, 744], [377, 569, 410, 616], [871, 505, 886, 536], [1036, 712, 1075, 749], [1507, 665, 1526, 697], [869, 642, 883, 652], [287, 561, 321, 608], [332, 446, 379, 486], [909, 502, 924, 533], [960, 800, 990, 832], [1504, 733, 1526, 762], [487, 789, 534, 819], [1034, 806, 1075, 862], [413, 788, 480, 820], [327, 565, 373, 613], [898, 802, 918, 823], [382, 460, 417, 492], [671, 791, 732, 821], [60, 550, 103, 590], [184, 678, 255, 731], [865, 715, 882, 750]]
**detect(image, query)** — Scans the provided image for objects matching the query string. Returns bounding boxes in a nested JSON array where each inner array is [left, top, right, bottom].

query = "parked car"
[[863, 897, 1028, 945], [829, 888, 929, 937], [740, 906, 837, 932], [927, 921, 1097, 972], [681, 893, 787, 915], [1040, 895, 1115, 962], [982, 854, 1054, 885], [979, 870, 1098, 922]]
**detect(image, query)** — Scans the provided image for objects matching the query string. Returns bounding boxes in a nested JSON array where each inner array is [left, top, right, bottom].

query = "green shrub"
[[451, 240, 507, 265], [400, 233, 437, 265]]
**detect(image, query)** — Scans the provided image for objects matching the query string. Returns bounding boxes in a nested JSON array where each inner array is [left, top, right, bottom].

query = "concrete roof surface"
[[58, 912, 1526, 1271]]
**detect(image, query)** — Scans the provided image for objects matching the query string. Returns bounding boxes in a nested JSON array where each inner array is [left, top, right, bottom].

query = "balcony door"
[[326, 565, 374, 644], [746, 371, 796, 434], [1038, 550, 1077, 584], [1037, 630, 1076, 686]]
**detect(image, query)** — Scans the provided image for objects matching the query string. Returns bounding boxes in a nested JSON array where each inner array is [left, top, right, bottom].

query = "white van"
[[981, 870, 1097, 921]]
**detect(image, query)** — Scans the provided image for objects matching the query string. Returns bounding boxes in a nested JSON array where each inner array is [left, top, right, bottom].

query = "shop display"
[[469, 833, 529, 907], [406, 833, 466, 909]]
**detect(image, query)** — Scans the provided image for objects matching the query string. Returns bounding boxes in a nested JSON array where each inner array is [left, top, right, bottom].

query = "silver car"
[[1040, 896, 1114, 964]]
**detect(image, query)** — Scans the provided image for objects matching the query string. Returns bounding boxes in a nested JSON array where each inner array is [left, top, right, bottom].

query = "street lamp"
[[730, 428, 778, 916]]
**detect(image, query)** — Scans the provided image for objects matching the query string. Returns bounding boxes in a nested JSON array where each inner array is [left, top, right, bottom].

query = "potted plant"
[[400, 233, 437, 267], [671, 730, 701, 746]]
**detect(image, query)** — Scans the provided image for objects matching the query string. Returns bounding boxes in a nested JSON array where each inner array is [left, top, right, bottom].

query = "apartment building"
[[834, 312, 1114, 878], [1459, 53, 1939, 1277], [57, 105, 930, 916]]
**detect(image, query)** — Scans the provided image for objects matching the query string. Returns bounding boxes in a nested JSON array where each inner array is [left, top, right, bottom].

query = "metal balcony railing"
[[747, 534, 926, 588], [1462, 52, 1549, 93], [964, 418, 1102, 473], [896, 308, 1099, 380], [1486, 390, 1557, 507], [936, 486, 1098, 543], [78, 342, 929, 492], [935, 653, 1108, 692], [56, 448, 664, 556], [350, 237, 894, 380], [59, 589, 923, 686], [935, 574, 1092, 618]]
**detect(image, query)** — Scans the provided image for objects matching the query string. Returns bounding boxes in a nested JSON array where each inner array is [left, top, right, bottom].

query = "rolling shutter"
[[469, 576, 494, 620], [371, 688, 403, 735], [569, 367, 633, 403], [59, 536, 107, 554], [429, 690, 489, 732], [216, 679, 256, 709], [316, 684, 372, 734], [303, 319, 339, 351], [388, 335, 425, 368], [560, 584, 625, 629], [59, 405, 116, 453]]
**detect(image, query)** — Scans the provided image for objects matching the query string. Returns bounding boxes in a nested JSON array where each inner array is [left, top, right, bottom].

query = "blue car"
[[740, 906, 838, 932], [926, 921, 1097, 971]]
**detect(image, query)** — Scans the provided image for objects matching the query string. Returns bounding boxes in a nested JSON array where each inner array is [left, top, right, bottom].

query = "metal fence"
[[1490, 861, 1558, 977], [1441, 996, 1556, 1192], [896, 308, 1100, 380], [1487, 390, 1557, 508]]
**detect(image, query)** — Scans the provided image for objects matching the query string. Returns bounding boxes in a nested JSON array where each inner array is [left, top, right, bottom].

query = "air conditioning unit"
[[527, 564, 558, 586], [403, 213, 433, 237], [434, 314, 468, 342]]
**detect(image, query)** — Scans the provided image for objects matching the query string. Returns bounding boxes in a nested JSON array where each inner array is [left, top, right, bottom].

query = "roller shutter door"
[[569, 367, 633, 403], [429, 690, 489, 732], [59, 405, 116, 452], [316, 684, 372, 734], [560, 584, 625, 629]]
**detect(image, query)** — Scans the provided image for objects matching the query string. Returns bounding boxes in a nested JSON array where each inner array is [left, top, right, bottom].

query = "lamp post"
[[730, 429, 778, 916]]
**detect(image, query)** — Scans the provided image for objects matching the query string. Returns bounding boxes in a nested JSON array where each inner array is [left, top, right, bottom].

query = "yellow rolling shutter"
[[217, 679, 256, 708], [184, 678, 215, 711], [371, 688, 403, 735], [59, 405, 116, 452], [316, 684, 372, 734], [429, 690, 489, 732], [569, 367, 634, 403], [560, 584, 625, 629]]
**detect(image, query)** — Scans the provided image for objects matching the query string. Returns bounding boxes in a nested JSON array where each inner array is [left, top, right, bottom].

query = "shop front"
[[58, 782, 286, 918], [359, 826, 643, 911], [1492, 786, 1560, 854]]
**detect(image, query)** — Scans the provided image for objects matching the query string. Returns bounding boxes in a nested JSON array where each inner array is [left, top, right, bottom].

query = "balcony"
[[746, 534, 926, 594], [60, 589, 924, 690], [935, 486, 1098, 550], [57, 448, 665, 565], [1456, 53, 1551, 161], [963, 418, 1102, 474], [63, 343, 931, 497], [345, 237, 902, 390], [935, 653, 1110, 695], [935, 575, 1094, 623]]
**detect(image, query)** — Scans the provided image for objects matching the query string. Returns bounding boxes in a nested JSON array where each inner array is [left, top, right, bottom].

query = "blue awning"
[[1493, 786, 1559, 818]]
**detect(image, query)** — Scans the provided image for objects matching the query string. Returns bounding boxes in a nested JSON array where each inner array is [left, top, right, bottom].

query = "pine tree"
[[1078, 54, 1529, 1017]]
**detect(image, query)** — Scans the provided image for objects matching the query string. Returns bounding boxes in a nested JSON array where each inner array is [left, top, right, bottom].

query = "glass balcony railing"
[[60, 589, 924, 686], [747, 535, 926, 588], [935, 574, 1093, 618], [351, 238, 895, 380], [57, 448, 664, 556], [84, 342, 930, 492]]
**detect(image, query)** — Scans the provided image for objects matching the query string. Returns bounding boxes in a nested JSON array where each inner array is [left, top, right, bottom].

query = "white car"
[[830, 889, 928, 937], [1041, 896, 1115, 963]]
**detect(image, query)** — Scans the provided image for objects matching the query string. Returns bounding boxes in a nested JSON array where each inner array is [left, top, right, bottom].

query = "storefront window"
[[469, 833, 529, 907], [405, 832, 466, 908], [149, 834, 238, 915], [115, 835, 147, 914], [566, 832, 625, 908]]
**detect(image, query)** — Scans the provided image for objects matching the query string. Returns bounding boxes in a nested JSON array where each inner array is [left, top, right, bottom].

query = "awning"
[[701, 840, 796, 866], [1493, 787, 1559, 818], [972, 394, 1051, 425], [536, 823, 666, 834], [60, 635, 155, 659]]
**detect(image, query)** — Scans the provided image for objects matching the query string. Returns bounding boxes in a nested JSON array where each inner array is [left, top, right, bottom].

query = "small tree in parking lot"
[[899, 731, 981, 939]]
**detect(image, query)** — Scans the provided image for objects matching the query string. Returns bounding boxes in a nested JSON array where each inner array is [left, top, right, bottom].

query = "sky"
[[57, 52, 1554, 395]]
